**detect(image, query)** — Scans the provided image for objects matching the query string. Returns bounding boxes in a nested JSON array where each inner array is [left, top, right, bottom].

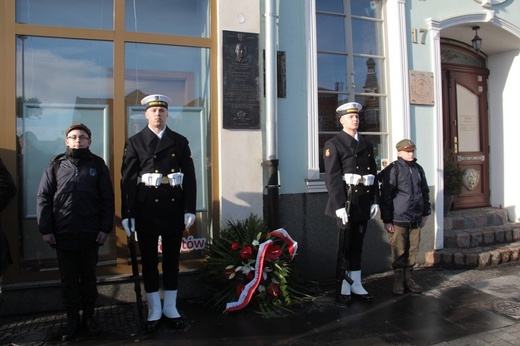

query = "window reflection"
[[351, 0, 380, 18], [352, 19, 382, 55], [353, 56, 385, 94], [318, 53, 348, 92], [16, 36, 113, 269], [16, 0, 113, 30], [316, 0, 387, 174], [316, 14, 346, 53], [124, 42, 212, 253], [316, 0, 344, 13], [125, 0, 210, 37]]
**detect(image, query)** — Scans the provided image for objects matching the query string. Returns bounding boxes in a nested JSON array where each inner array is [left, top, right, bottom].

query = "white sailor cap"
[[141, 94, 172, 110], [336, 102, 363, 117]]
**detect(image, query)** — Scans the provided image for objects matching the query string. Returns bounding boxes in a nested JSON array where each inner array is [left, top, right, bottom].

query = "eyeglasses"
[[67, 135, 89, 141]]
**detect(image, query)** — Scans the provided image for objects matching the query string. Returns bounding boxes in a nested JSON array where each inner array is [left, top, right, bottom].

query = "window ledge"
[[306, 179, 327, 193]]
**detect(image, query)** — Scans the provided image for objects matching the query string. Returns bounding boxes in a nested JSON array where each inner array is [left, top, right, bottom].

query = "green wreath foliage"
[[202, 214, 310, 316]]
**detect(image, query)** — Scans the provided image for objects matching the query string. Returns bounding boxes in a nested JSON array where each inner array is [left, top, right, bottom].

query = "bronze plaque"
[[223, 31, 260, 129]]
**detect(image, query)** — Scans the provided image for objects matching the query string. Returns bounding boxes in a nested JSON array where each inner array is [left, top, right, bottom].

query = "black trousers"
[[138, 232, 183, 293], [56, 246, 99, 311], [337, 219, 368, 271]]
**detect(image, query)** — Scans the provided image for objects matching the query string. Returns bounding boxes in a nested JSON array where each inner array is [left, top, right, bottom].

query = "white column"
[[427, 20, 444, 250], [386, 0, 410, 142]]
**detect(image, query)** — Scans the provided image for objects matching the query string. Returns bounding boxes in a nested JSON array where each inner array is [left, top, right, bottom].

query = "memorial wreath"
[[203, 214, 306, 315]]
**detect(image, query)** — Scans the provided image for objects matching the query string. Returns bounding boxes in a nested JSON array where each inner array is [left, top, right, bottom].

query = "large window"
[[125, 43, 212, 257], [16, 0, 114, 29], [13, 0, 213, 274], [316, 0, 387, 173], [16, 37, 114, 269], [125, 0, 210, 37]]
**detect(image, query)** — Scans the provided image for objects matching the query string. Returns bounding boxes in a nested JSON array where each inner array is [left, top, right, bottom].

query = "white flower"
[[236, 261, 255, 275], [262, 266, 273, 281]]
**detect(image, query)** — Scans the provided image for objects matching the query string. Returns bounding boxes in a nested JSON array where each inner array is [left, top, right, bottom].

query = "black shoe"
[[163, 315, 185, 330], [146, 319, 160, 333], [83, 316, 100, 336], [352, 292, 373, 302], [62, 319, 81, 342], [334, 294, 352, 306]]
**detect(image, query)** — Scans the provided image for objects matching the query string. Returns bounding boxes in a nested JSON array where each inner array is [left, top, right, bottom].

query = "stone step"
[[424, 241, 520, 268], [424, 207, 520, 269], [444, 207, 509, 231], [444, 222, 520, 249]]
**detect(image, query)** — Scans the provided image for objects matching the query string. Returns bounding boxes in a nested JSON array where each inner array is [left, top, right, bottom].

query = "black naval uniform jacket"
[[324, 131, 380, 222], [0, 158, 16, 276], [121, 126, 197, 235]]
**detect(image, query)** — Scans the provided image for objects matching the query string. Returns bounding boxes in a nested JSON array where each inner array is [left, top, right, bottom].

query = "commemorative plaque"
[[223, 31, 260, 129]]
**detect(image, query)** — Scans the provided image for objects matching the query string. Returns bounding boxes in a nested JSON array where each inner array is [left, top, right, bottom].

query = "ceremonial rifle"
[[128, 232, 144, 326], [336, 184, 354, 286]]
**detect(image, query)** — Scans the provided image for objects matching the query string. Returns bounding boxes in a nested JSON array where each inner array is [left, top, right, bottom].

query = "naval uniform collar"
[[342, 129, 359, 141], [148, 125, 166, 139]]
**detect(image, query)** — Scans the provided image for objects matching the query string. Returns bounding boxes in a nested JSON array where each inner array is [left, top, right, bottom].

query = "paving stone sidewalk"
[[1, 262, 520, 345]]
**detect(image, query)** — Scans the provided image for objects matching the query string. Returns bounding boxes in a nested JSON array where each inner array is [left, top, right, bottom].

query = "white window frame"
[[306, 0, 392, 192]]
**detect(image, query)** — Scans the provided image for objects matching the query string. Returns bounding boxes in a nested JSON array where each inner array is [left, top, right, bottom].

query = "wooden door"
[[442, 64, 490, 209]]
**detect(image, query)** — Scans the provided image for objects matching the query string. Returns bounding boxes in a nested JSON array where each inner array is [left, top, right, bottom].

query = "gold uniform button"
[[154, 155, 157, 158], [356, 166, 359, 170], [171, 169, 175, 172], [367, 167, 371, 171], [171, 198, 175, 202], [155, 199, 159, 203], [154, 169, 159, 173], [172, 153, 176, 157], [354, 189, 358, 193]]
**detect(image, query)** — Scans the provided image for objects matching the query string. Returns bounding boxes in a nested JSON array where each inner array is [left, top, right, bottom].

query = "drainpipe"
[[264, 0, 279, 229]]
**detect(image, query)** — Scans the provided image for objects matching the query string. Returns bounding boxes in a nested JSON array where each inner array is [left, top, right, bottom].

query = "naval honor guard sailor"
[[121, 94, 197, 332], [323, 101, 380, 306]]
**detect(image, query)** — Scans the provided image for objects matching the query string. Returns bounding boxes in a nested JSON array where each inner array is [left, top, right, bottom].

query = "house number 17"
[[411, 28, 428, 44]]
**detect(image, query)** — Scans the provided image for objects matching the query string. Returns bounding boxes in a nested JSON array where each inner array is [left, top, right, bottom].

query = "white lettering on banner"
[[157, 235, 207, 253]]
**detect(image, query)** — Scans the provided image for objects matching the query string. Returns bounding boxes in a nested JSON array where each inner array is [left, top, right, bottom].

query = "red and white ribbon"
[[269, 228, 298, 260], [225, 228, 298, 312]]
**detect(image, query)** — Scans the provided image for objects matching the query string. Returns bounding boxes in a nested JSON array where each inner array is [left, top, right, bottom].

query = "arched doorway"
[[441, 42, 490, 209]]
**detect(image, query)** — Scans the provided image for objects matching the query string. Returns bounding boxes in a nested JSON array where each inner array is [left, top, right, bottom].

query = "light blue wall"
[[405, 0, 520, 186], [271, 0, 520, 195], [274, 0, 310, 194], [408, 0, 520, 26]]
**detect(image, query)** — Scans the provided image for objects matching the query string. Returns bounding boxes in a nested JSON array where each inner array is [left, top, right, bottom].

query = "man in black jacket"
[[121, 94, 197, 332], [37, 123, 115, 341], [379, 139, 431, 295], [0, 157, 16, 286]]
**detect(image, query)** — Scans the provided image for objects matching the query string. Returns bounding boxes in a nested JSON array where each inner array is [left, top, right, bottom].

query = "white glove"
[[184, 213, 196, 230], [370, 204, 379, 219], [335, 208, 348, 225], [122, 218, 135, 237]]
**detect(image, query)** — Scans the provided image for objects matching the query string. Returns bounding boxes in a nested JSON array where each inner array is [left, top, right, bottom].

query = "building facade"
[[0, 0, 519, 289]]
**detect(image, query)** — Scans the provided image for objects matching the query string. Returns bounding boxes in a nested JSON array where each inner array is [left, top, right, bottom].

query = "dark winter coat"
[[36, 151, 115, 249], [323, 131, 380, 222], [120, 126, 196, 235], [0, 158, 16, 276], [379, 157, 431, 225]]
